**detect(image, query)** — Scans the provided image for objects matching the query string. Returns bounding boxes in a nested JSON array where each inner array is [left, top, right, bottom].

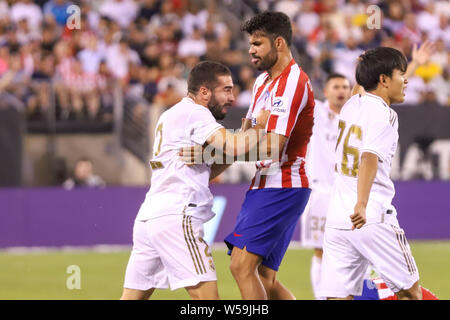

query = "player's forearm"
[[405, 60, 419, 79], [226, 124, 266, 158], [209, 163, 231, 181], [356, 152, 379, 206]]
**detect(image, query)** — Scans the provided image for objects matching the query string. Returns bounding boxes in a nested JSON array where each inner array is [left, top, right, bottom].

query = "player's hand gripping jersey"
[[326, 93, 399, 229], [246, 59, 315, 189], [136, 97, 223, 223]]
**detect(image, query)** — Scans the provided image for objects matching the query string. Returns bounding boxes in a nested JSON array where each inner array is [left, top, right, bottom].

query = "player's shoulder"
[[254, 71, 269, 87], [360, 93, 393, 121], [288, 63, 311, 84], [170, 97, 214, 121], [340, 94, 361, 116], [313, 99, 328, 116]]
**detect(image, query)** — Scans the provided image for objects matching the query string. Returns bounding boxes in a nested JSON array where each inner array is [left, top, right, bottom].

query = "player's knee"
[[229, 259, 254, 280], [258, 267, 277, 289], [229, 259, 243, 279]]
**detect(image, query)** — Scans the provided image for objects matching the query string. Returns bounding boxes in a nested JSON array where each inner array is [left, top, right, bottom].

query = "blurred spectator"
[[63, 157, 106, 189], [16, 18, 41, 44], [429, 14, 450, 44], [332, 35, 363, 84], [0, 1, 9, 22], [11, 0, 43, 31], [396, 13, 421, 44], [99, 0, 138, 29], [383, 1, 405, 35], [429, 38, 448, 70], [136, 0, 160, 27], [295, 0, 320, 38], [417, 1, 440, 36], [427, 66, 449, 106], [105, 38, 140, 83], [77, 34, 105, 74], [181, 0, 209, 37], [274, 0, 300, 20], [235, 63, 255, 108], [28, 53, 54, 120], [177, 26, 207, 58], [43, 0, 73, 27]]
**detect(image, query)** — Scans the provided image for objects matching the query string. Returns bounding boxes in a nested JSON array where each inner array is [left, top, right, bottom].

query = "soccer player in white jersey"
[[317, 47, 423, 300], [120, 61, 269, 300], [300, 73, 351, 299]]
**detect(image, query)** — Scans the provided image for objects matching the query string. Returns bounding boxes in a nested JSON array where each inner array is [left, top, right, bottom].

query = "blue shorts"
[[224, 187, 311, 271]]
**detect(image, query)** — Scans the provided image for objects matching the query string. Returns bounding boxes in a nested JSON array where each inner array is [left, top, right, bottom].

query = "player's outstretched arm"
[[180, 109, 269, 165], [351, 152, 378, 230], [405, 40, 435, 78], [207, 117, 257, 180]]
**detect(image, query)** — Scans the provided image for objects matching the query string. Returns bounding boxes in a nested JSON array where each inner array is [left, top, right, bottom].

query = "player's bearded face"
[[207, 90, 232, 120], [207, 75, 234, 120], [249, 34, 278, 71]]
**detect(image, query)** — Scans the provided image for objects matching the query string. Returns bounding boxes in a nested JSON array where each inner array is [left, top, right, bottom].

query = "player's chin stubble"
[[208, 100, 228, 120]]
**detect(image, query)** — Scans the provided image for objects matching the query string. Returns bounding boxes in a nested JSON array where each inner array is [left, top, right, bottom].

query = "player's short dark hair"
[[241, 11, 292, 47], [326, 73, 348, 83], [187, 60, 231, 94], [355, 47, 408, 91], [76, 157, 91, 164]]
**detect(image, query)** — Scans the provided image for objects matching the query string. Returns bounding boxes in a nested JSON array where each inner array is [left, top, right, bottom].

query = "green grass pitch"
[[0, 241, 448, 300]]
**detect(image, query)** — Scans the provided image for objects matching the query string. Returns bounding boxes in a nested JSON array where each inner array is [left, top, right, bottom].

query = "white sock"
[[311, 255, 324, 300]]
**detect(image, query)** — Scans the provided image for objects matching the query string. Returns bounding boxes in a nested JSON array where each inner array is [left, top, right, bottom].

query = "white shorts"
[[123, 214, 217, 291], [318, 220, 419, 298], [300, 189, 329, 248]]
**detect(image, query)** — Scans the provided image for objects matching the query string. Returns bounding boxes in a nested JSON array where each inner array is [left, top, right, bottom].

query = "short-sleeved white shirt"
[[326, 93, 399, 229], [305, 99, 340, 193], [136, 97, 223, 222]]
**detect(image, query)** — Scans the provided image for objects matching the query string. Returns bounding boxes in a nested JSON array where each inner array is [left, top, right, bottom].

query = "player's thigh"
[[318, 228, 369, 298], [301, 190, 329, 249], [149, 214, 218, 291], [123, 220, 169, 292], [185, 281, 220, 300], [353, 222, 419, 294]]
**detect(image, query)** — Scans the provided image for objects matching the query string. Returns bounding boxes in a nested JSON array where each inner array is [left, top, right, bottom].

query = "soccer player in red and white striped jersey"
[[224, 11, 315, 300], [246, 57, 315, 190]]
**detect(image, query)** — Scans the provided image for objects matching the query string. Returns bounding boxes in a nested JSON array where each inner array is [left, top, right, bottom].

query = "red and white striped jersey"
[[246, 59, 315, 189]]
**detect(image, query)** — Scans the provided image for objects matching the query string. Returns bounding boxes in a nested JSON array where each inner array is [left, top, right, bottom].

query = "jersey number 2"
[[153, 123, 163, 157], [336, 120, 362, 178]]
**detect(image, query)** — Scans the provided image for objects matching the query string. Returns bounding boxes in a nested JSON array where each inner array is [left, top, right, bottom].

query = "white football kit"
[[124, 97, 222, 291], [301, 99, 339, 248], [318, 93, 419, 298]]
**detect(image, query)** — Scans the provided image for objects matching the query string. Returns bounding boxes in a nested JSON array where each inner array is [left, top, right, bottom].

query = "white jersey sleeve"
[[188, 107, 223, 145]]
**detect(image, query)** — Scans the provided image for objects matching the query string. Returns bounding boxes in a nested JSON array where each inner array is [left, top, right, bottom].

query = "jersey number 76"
[[335, 120, 363, 178]]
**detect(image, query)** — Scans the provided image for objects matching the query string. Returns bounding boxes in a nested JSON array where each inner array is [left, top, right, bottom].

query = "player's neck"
[[328, 102, 342, 114], [267, 51, 293, 80], [187, 93, 207, 108], [367, 89, 391, 106]]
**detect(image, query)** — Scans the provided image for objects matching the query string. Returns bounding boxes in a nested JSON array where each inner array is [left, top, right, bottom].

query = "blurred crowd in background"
[[0, 0, 448, 126]]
